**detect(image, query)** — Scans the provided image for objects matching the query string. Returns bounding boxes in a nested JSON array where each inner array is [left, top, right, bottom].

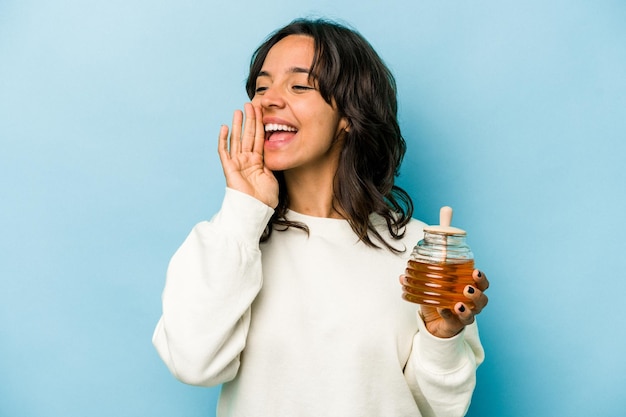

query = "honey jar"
[[403, 206, 475, 309]]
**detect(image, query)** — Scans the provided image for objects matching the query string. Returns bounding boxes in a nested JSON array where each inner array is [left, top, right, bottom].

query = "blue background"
[[1, 1, 625, 416]]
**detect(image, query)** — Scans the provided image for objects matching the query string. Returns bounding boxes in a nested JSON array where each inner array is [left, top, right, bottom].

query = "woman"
[[153, 18, 489, 417]]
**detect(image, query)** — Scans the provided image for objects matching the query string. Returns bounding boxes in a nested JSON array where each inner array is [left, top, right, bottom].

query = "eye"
[[293, 85, 314, 92], [255, 86, 268, 94]]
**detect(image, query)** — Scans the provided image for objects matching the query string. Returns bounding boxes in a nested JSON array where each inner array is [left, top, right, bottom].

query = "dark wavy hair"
[[246, 18, 414, 252]]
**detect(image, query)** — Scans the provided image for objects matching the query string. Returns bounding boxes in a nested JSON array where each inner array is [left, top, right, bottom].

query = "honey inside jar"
[[403, 259, 475, 309]]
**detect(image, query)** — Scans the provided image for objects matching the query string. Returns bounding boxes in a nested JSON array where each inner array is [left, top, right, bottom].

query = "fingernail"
[[459, 305, 466, 313], [467, 286, 475, 294]]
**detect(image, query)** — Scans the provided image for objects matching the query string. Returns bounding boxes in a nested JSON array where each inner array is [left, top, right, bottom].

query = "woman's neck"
[[283, 168, 345, 219]]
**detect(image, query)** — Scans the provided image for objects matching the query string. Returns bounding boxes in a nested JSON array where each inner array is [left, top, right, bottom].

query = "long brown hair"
[[246, 18, 414, 252]]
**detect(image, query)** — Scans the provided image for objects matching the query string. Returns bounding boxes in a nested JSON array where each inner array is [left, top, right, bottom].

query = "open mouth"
[[264, 123, 298, 142]]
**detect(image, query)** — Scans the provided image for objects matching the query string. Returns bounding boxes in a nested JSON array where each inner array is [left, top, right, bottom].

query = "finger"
[[453, 302, 475, 326], [230, 109, 244, 154], [435, 307, 465, 337], [398, 274, 406, 286], [241, 103, 255, 152], [463, 285, 488, 314], [217, 124, 231, 162], [252, 104, 265, 154], [473, 269, 490, 292]]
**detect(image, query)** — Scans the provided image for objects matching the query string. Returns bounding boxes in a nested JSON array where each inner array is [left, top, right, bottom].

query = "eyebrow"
[[257, 67, 311, 78]]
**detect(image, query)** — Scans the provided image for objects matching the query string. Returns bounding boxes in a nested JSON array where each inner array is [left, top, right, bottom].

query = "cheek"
[[322, 112, 345, 137], [309, 104, 342, 131]]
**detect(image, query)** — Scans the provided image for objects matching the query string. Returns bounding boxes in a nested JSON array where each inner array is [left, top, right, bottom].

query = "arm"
[[153, 102, 278, 385], [152, 188, 274, 386], [404, 316, 484, 417], [402, 270, 489, 416]]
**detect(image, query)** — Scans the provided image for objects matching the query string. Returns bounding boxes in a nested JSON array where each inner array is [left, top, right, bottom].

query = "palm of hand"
[[218, 104, 279, 209], [224, 150, 279, 209], [420, 306, 465, 338]]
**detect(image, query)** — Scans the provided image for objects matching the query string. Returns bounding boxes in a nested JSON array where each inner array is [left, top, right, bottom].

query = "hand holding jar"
[[399, 207, 489, 338]]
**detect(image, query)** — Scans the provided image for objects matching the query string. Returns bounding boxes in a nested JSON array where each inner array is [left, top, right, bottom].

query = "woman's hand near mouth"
[[218, 102, 279, 209]]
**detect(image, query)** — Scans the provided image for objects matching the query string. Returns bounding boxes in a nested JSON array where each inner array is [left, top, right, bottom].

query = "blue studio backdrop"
[[1, 1, 625, 416]]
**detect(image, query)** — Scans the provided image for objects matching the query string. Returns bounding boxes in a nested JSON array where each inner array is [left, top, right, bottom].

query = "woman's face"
[[251, 35, 349, 174]]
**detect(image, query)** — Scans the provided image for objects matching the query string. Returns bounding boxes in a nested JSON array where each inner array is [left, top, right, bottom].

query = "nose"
[[257, 85, 286, 109]]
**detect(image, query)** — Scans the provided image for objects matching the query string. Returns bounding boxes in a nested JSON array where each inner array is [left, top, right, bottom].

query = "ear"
[[339, 116, 351, 133]]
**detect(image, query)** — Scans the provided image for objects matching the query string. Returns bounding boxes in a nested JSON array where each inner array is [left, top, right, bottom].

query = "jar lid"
[[423, 206, 467, 235]]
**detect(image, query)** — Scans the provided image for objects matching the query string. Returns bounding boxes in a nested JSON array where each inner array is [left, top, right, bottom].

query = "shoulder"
[[405, 218, 426, 242], [369, 213, 425, 254], [371, 213, 425, 236], [396, 218, 425, 254]]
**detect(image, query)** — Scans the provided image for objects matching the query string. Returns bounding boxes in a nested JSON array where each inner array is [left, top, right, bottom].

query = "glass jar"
[[403, 207, 475, 309]]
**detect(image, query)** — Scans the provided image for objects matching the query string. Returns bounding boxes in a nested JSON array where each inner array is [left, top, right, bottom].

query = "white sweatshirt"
[[153, 188, 484, 417]]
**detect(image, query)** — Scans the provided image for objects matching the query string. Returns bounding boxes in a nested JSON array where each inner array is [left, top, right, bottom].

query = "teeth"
[[264, 123, 297, 132]]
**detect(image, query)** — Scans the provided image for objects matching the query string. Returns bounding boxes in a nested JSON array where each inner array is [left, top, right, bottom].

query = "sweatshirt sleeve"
[[404, 311, 485, 417], [152, 188, 274, 386]]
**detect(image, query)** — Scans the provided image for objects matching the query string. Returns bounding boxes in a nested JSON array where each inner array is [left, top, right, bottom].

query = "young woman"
[[153, 18, 489, 417]]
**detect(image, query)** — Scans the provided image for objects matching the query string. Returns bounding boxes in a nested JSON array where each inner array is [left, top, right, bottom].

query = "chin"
[[263, 157, 292, 172]]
